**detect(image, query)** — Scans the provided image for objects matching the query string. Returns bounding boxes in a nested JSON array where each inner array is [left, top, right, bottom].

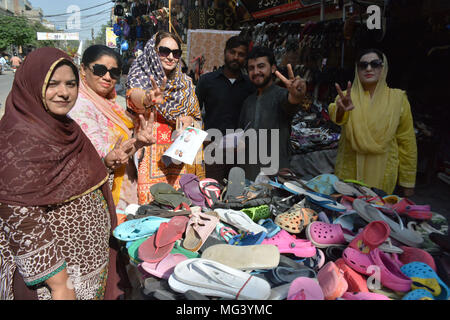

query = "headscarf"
[[0, 48, 110, 208], [345, 54, 405, 188], [126, 34, 201, 122], [78, 78, 134, 206], [79, 78, 133, 138]]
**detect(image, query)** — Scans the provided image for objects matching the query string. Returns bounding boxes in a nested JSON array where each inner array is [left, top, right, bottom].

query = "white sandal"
[[170, 258, 271, 300], [214, 208, 268, 234]]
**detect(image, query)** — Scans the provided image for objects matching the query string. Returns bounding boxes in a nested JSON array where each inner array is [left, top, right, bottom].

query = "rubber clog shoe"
[[262, 229, 317, 258], [306, 221, 347, 248], [348, 220, 390, 253], [113, 216, 170, 241], [391, 198, 432, 220], [275, 203, 318, 234], [342, 247, 412, 292], [402, 289, 435, 300], [317, 261, 348, 300], [287, 277, 324, 300], [335, 258, 369, 293], [242, 205, 271, 222], [400, 262, 449, 300], [342, 292, 390, 300]]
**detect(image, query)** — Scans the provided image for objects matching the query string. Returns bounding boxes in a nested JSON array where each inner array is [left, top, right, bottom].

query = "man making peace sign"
[[238, 46, 307, 180]]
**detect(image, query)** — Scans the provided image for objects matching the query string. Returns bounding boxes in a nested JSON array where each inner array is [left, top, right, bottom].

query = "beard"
[[252, 73, 273, 88], [224, 58, 242, 72]]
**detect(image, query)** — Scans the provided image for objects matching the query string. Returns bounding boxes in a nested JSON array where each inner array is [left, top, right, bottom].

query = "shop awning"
[[239, 0, 323, 19]]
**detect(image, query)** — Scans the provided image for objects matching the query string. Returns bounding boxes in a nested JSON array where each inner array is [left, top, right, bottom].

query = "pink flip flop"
[[139, 216, 189, 263], [140, 253, 187, 279], [305, 221, 347, 248], [262, 229, 317, 258], [348, 220, 390, 253], [287, 277, 324, 300], [183, 211, 220, 252]]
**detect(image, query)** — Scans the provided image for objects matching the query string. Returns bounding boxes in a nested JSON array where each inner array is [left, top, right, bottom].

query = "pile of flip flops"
[[113, 168, 450, 300]]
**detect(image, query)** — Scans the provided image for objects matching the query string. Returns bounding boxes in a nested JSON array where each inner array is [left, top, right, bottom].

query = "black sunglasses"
[[357, 59, 383, 70], [158, 46, 182, 59], [90, 64, 121, 80]]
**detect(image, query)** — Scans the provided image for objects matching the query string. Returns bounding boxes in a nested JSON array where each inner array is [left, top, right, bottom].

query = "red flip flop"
[[139, 216, 189, 263]]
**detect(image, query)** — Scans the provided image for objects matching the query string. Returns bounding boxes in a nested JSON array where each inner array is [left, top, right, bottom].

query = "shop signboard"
[[106, 27, 117, 48], [37, 32, 79, 41], [241, 0, 322, 19]]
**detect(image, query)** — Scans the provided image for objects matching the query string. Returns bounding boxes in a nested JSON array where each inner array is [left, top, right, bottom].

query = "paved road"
[[0, 70, 14, 119]]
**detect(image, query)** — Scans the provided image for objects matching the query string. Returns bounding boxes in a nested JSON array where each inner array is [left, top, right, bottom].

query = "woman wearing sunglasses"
[[329, 49, 417, 196], [69, 45, 155, 220], [126, 32, 204, 205], [0, 48, 127, 300]]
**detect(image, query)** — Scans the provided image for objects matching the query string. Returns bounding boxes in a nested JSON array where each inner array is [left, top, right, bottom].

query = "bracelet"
[[141, 91, 148, 109]]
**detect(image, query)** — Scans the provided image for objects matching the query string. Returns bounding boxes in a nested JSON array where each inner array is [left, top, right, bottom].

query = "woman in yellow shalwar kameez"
[[328, 49, 417, 196]]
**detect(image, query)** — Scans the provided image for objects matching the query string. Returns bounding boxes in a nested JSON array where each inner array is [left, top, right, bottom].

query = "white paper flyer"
[[162, 127, 208, 165]]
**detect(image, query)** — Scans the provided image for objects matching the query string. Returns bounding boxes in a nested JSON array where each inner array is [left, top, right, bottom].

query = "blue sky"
[[30, 0, 114, 40]]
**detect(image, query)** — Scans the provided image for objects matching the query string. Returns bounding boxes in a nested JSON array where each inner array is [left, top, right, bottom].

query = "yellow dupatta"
[[345, 55, 404, 189], [79, 79, 134, 206]]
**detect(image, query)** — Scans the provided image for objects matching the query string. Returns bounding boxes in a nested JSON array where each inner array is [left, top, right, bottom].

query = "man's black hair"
[[247, 46, 275, 66], [225, 36, 250, 51]]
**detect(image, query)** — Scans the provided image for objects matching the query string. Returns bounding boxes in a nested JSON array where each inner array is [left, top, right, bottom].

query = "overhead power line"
[[48, 8, 113, 23], [43, 1, 112, 17]]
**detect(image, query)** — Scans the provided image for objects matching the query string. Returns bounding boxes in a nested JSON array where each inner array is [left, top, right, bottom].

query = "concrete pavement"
[[0, 70, 14, 119]]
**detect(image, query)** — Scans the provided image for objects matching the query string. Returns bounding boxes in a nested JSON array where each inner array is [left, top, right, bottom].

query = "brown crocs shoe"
[[275, 202, 318, 234]]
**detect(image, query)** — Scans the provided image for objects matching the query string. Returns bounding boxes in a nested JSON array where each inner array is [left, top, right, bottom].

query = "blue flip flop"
[[267, 177, 296, 194], [229, 231, 267, 246], [401, 262, 450, 300], [113, 216, 170, 241], [283, 182, 346, 212]]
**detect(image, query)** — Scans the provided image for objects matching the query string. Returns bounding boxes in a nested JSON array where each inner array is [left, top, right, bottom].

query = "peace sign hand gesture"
[[143, 76, 167, 108], [275, 64, 306, 105], [104, 136, 137, 170], [335, 81, 355, 112], [135, 112, 156, 148]]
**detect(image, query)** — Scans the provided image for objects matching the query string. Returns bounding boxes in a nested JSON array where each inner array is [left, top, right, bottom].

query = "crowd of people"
[[0, 31, 428, 300]]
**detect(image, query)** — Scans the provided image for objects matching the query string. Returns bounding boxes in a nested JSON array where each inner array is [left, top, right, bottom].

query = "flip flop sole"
[[201, 244, 280, 270]]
